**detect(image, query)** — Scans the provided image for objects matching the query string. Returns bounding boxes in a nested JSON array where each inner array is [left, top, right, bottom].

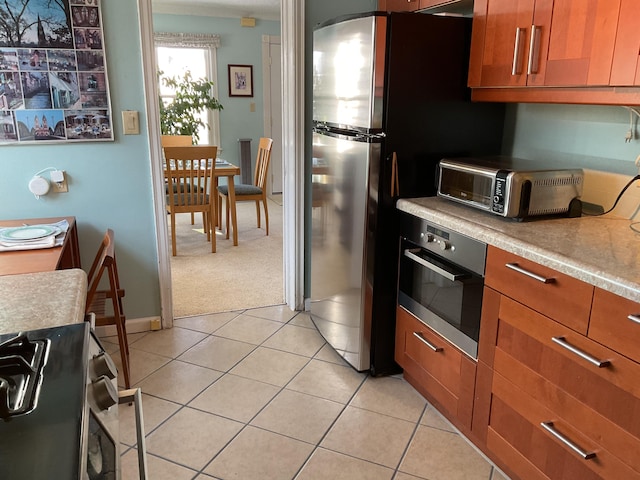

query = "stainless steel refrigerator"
[[310, 11, 505, 374]]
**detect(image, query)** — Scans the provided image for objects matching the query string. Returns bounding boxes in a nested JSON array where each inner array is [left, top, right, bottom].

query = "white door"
[[263, 36, 282, 195]]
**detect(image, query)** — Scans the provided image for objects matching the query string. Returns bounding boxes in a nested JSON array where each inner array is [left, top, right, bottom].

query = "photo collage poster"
[[0, 0, 113, 144]]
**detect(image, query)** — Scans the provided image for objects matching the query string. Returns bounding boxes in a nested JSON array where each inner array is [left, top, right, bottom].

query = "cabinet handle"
[[505, 262, 555, 284], [551, 336, 610, 368], [413, 331, 443, 352], [540, 422, 596, 460], [628, 314, 640, 325], [512, 27, 526, 75], [527, 25, 541, 74]]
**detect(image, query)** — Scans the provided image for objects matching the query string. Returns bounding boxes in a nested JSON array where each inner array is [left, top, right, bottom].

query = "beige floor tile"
[[287, 359, 365, 404], [420, 404, 457, 433], [350, 376, 426, 423], [145, 407, 243, 470], [321, 406, 416, 468], [214, 313, 283, 345], [130, 327, 208, 358], [288, 311, 316, 329], [119, 394, 180, 447], [262, 324, 326, 357], [399, 425, 493, 480], [173, 311, 239, 334], [136, 359, 222, 404], [178, 335, 255, 372], [203, 426, 314, 480], [296, 448, 395, 480], [314, 343, 350, 366], [115, 348, 171, 388], [251, 389, 343, 444], [230, 346, 309, 386], [120, 449, 197, 480], [245, 304, 296, 323], [189, 373, 280, 423], [393, 472, 425, 480]]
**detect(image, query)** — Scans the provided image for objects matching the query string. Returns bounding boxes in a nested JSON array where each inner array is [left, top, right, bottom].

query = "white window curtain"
[[154, 32, 221, 147]]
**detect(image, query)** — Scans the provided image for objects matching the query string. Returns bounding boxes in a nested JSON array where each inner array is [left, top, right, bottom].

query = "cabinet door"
[[379, 0, 420, 11], [610, 0, 640, 86]]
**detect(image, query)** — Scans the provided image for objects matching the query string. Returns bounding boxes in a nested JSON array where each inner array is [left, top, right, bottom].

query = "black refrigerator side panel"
[[367, 13, 505, 375]]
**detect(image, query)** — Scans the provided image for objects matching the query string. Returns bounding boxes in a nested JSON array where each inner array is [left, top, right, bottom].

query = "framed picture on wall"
[[0, 0, 113, 144], [228, 64, 253, 97]]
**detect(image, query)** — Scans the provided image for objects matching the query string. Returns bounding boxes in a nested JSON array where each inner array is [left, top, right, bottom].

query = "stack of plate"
[[0, 225, 61, 250]]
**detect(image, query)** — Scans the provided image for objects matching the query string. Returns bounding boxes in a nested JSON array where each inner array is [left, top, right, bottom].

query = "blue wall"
[[0, 1, 160, 320], [152, 14, 280, 167]]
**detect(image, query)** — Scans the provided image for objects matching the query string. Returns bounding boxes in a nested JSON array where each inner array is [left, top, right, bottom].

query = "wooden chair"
[[218, 137, 273, 238], [161, 135, 196, 224], [86, 229, 130, 389], [163, 145, 218, 256]]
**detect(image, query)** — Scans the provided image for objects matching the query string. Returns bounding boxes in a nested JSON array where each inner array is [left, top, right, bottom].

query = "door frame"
[[137, 0, 306, 327], [262, 34, 282, 196]]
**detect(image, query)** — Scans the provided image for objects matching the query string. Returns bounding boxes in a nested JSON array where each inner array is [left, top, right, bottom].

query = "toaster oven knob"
[[439, 240, 451, 251], [92, 376, 119, 410], [421, 233, 434, 243], [92, 352, 117, 380]]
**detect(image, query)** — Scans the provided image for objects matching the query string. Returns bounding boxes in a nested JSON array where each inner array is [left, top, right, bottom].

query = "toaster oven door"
[[437, 163, 496, 212]]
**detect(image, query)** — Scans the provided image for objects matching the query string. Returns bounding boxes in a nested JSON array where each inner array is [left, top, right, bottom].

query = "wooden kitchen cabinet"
[[395, 306, 476, 432], [378, 0, 421, 12], [610, 0, 640, 86], [469, 0, 621, 88], [474, 247, 640, 480]]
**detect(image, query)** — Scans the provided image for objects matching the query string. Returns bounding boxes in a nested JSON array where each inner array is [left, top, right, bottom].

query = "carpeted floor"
[[168, 198, 284, 317]]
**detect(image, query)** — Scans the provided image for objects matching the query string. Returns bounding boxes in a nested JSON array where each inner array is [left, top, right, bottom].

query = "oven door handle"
[[119, 388, 148, 480], [404, 248, 470, 282]]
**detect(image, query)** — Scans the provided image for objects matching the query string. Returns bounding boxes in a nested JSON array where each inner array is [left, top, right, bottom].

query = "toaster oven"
[[437, 157, 584, 219]]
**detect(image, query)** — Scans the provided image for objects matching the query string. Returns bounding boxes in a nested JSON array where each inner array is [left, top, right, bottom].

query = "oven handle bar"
[[119, 388, 148, 480], [404, 249, 470, 282], [505, 262, 555, 284]]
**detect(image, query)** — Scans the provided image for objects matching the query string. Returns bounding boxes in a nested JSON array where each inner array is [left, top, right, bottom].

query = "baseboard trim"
[[95, 316, 160, 337]]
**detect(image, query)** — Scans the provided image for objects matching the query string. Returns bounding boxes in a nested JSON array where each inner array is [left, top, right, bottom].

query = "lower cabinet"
[[474, 286, 640, 480], [395, 306, 476, 432]]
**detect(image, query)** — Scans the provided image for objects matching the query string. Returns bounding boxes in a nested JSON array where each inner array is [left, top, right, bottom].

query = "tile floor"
[[100, 305, 509, 480]]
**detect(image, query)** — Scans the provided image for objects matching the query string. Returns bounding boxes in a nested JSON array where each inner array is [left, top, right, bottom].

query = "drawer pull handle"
[[527, 25, 541, 74], [512, 27, 525, 75], [505, 262, 555, 284], [540, 422, 596, 460], [413, 332, 443, 352], [551, 336, 610, 368], [628, 314, 640, 325]]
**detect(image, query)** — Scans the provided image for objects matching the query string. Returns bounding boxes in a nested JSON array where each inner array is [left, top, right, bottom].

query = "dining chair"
[[217, 137, 273, 238], [161, 135, 196, 224], [85, 229, 130, 389], [163, 145, 218, 256]]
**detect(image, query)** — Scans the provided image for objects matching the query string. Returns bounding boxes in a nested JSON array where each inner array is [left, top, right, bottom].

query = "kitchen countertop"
[[398, 197, 640, 303], [0, 268, 87, 334]]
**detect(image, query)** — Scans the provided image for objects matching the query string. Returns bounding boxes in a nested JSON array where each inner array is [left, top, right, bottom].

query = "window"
[[154, 32, 221, 146]]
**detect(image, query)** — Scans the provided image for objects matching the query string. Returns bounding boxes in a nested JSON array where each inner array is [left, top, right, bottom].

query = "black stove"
[[0, 322, 119, 479]]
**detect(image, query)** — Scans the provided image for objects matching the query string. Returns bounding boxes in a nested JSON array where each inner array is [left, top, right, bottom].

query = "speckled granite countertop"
[[0, 268, 87, 334], [398, 197, 640, 303]]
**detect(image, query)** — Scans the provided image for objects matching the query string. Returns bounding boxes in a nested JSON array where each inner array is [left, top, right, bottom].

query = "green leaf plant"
[[159, 70, 223, 144]]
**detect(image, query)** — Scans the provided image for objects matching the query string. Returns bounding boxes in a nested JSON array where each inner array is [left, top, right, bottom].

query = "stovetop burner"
[[0, 333, 50, 420]]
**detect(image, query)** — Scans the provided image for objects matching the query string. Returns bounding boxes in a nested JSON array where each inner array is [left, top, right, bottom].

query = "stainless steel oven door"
[[398, 239, 483, 358]]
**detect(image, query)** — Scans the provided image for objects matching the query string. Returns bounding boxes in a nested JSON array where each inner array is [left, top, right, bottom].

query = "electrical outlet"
[[50, 171, 68, 192]]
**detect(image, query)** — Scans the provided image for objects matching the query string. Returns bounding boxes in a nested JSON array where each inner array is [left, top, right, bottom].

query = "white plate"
[[0, 225, 61, 242]]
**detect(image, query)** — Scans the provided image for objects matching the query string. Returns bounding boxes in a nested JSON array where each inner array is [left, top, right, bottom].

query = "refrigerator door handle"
[[391, 152, 400, 197]]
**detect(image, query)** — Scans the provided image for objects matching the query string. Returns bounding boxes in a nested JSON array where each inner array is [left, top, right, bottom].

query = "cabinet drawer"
[[488, 371, 640, 480], [589, 288, 640, 364], [395, 306, 475, 429], [496, 295, 640, 474], [485, 246, 593, 334]]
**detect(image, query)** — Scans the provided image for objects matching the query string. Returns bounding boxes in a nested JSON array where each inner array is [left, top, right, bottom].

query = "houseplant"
[[158, 70, 223, 144]]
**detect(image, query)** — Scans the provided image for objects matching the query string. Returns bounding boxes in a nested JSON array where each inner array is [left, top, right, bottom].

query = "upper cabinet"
[[610, 0, 640, 86], [378, 0, 421, 12], [469, 0, 621, 88]]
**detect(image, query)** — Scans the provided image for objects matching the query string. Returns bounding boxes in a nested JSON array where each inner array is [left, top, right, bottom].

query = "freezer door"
[[312, 14, 387, 131], [310, 131, 380, 371]]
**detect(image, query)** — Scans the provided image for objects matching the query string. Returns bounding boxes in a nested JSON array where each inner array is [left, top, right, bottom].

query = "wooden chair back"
[[85, 229, 130, 388], [253, 137, 273, 190], [161, 134, 192, 147], [163, 145, 218, 255]]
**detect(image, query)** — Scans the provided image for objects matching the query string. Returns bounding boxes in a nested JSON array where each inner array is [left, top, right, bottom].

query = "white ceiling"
[[151, 0, 281, 21]]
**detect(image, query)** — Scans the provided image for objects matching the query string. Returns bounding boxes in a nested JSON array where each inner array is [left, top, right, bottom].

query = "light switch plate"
[[122, 110, 140, 135]]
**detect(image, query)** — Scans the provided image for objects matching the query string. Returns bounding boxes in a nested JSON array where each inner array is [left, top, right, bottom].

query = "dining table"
[[0, 216, 81, 276]]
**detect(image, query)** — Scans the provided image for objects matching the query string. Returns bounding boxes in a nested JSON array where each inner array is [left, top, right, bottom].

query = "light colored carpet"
[[168, 199, 284, 317]]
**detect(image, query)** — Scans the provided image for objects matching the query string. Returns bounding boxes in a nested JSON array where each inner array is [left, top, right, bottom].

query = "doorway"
[[263, 35, 282, 196]]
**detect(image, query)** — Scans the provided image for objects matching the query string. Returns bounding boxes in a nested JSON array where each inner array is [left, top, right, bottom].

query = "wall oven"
[[398, 212, 486, 359]]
